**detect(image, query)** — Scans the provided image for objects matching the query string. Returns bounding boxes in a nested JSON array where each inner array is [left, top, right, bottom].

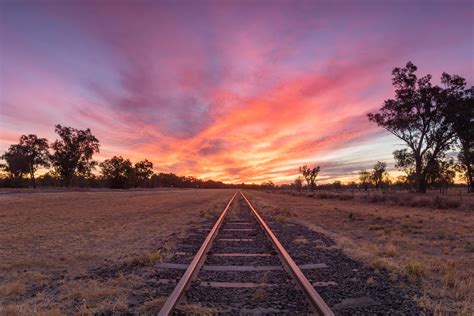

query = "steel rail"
[[240, 191, 335, 316], [158, 191, 238, 315]]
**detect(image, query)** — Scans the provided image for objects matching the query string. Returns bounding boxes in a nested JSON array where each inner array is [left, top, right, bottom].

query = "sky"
[[0, 0, 473, 184]]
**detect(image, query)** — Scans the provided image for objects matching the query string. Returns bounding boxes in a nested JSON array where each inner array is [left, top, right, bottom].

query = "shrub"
[[405, 261, 425, 282], [407, 196, 431, 207], [338, 194, 354, 200], [273, 208, 296, 222], [368, 194, 386, 203], [128, 250, 168, 267], [432, 196, 460, 209]]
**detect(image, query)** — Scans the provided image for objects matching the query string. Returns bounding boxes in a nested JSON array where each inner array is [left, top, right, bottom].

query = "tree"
[[427, 156, 456, 194], [371, 161, 387, 191], [448, 86, 473, 192], [100, 156, 134, 189], [134, 159, 153, 188], [261, 181, 275, 189], [332, 180, 342, 190], [368, 62, 466, 193], [16, 135, 49, 188], [293, 176, 303, 191], [299, 165, 320, 190], [1, 145, 29, 186], [358, 170, 371, 191], [50, 125, 100, 186]]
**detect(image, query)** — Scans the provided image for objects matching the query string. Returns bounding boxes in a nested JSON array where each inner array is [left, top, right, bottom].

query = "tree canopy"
[[50, 125, 100, 186], [134, 159, 154, 188], [368, 61, 467, 193], [100, 156, 134, 189], [299, 165, 320, 190]]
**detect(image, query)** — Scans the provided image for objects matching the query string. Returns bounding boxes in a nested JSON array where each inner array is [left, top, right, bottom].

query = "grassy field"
[[244, 190, 474, 314], [0, 189, 232, 314], [1, 189, 472, 314]]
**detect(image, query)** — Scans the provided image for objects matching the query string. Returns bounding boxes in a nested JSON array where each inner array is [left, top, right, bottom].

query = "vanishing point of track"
[[158, 191, 334, 315]]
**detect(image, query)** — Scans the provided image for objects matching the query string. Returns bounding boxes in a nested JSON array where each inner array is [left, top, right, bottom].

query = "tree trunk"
[[30, 171, 36, 188], [467, 164, 473, 193], [65, 174, 72, 187], [415, 158, 426, 193]]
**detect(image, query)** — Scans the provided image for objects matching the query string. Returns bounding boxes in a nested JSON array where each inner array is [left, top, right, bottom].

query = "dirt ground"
[[0, 189, 233, 314], [244, 190, 474, 314]]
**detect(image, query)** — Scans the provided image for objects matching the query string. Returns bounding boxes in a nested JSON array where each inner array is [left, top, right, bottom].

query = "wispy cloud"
[[1, 0, 472, 183]]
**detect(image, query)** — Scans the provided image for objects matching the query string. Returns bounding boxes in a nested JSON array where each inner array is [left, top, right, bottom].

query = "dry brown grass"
[[127, 249, 170, 268], [139, 297, 167, 313], [245, 190, 474, 314], [272, 207, 297, 223], [0, 281, 26, 297], [279, 189, 474, 210], [293, 237, 310, 245], [0, 189, 233, 313]]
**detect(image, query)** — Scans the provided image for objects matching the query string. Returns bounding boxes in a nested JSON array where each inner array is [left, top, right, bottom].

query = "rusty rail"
[[158, 191, 237, 315], [159, 190, 334, 315], [240, 191, 335, 316]]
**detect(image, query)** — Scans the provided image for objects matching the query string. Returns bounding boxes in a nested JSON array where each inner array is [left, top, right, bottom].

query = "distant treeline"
[[0, 170, 263, 190], [0, 125, 261, 189]]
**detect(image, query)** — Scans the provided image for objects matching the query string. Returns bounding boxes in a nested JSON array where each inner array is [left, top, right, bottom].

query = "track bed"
[[174, 197, 312, 314]]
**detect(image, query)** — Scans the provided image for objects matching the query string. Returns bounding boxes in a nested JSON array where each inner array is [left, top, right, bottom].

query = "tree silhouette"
[[426, 156, 456, 193], [16, 135, 49, 188], [1, 145, 29, 186], [358, 170, 371, 191], [293, 176, 303, 191], [134, 159, 153, 187], [368, 62, 466, 193], [100, 156, 134, 189], [50, 125, 100, 186], [299, 165, 320, 190], [448, 86, 473, 192], [371, 161, 387, 191]]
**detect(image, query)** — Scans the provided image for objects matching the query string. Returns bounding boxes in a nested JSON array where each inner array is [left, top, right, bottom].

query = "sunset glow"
[[1, 0, 473, 183]]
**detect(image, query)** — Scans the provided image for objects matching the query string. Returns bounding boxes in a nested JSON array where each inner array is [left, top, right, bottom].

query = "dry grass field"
[[0, 189, 232, 315], [244, 190, 474, 314], [1, 189, 472, 314]]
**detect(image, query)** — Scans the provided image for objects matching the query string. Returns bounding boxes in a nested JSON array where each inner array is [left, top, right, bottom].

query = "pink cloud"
[[1, 1, 472, 183]]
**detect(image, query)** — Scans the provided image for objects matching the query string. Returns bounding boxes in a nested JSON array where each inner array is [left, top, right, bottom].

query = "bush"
[[338, 194, 354, 200], [405, 261, 425, 282], [368, 193, 387, 203], [432, 196, 460, 209], [317, 192, 331, 199]]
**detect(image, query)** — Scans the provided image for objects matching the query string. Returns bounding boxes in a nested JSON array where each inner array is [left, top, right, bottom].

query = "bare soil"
[[244, 190, 474, 314]]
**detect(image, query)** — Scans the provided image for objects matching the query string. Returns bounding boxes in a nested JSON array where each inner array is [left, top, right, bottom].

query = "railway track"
[[158, 191, 334, 315]]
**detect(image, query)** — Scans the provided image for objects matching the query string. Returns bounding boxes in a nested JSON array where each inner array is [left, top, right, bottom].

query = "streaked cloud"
[[1, 0, 472, 183]]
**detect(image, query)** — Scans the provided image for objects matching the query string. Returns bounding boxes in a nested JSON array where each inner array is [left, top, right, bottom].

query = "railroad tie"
[[199, 281, 278, 288], [333, 297, 378, 310], [216, 238, 254, 242], [155, 262, 328, 271], [211, 253, 273, 257], [221, 228, 255, 231], [201, 263, 328, 271]]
